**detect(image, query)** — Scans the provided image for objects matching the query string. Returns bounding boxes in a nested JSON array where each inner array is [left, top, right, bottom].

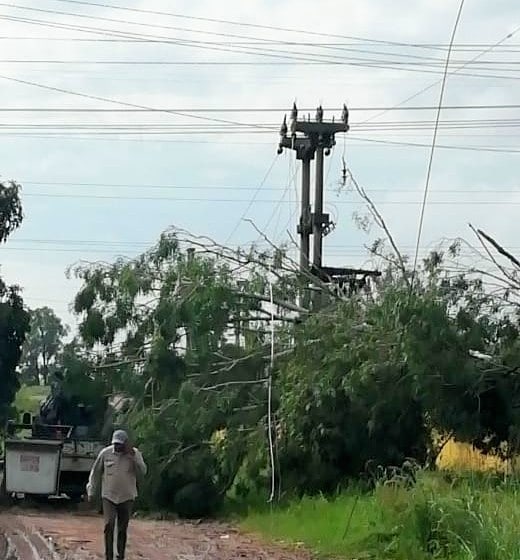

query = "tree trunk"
[[41, 351, 48, 385], [33, 365, 40, 386]]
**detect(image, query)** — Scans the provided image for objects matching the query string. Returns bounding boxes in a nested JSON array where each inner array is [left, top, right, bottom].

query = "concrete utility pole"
[[277, 104, 316, 273], [313, 141, 325, 270], [277, 103, 349, 275], [277, 103, 381, 307]]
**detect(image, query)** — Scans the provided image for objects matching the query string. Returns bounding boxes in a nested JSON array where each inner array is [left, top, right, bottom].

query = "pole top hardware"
[[277, 103, 350, 158]]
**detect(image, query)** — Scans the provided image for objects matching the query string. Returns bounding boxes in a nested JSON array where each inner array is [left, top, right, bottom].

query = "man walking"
[[87, 430, 147, 560]]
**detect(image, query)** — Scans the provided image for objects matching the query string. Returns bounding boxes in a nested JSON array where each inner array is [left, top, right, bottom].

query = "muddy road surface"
[[0, 509, 310, 559]]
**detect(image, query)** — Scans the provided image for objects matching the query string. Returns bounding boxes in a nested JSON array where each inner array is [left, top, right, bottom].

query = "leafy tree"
[[0, 181, 23, 241], [20, 306, 69, 385], [277, 285, 429, 492], [0, 180, 30, 424], [275, 242, 520, 492], [67, 219, 520, 508], [57, 338, 112, 438], [71, 231, 293, 515]]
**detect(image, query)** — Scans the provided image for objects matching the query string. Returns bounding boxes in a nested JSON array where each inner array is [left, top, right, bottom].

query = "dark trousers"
[[102, 498, 133, 560]]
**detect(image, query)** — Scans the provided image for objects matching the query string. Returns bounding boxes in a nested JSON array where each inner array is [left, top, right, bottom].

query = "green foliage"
[[0, 278, 30, 424], [70, 231, 288, 516], [276, 256, 520, 492], [277, 288, 429, 492], [20, 306, 69, 385], [67, 225, 520, 516], [242, 473, 520, 559], [0, 181, 23, 243], [241, 491, 377, 558], [15, 384, 50, 416], [0, 180, 29, 425], [56, 339, 111, 436]]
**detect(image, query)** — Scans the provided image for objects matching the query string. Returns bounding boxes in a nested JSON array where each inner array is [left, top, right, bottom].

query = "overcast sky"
[[0, 0, 519, 328]]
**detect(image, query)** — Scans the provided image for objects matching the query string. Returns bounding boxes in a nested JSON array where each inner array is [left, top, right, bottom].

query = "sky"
[[0, 0, 520, 329]]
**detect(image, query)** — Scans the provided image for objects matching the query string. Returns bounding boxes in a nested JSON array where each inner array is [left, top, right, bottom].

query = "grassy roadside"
[[237, 473, 520, 559], [240, 491, 378, 558]]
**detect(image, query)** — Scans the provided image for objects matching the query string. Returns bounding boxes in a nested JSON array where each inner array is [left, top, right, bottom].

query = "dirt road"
[[0, 509, 310, 559]]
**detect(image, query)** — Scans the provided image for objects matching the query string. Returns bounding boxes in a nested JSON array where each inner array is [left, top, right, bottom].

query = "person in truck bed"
[[86, 430, 147, 560]]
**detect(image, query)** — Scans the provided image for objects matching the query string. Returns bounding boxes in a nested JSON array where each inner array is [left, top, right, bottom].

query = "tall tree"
[[0, 180, 30, 424], [20, 306, 69, 385], [71, 230, 297, 515]]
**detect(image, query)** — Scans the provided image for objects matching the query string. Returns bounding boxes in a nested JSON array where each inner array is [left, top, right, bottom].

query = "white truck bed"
[[3, 439, 62, 496]]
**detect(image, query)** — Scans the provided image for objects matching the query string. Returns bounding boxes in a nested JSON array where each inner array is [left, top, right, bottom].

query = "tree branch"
[[199, 378, 268, 391], [469, 224, 520, 289], [349, 169, 409, 286], [474, 226, 520, 270], [242, 292, 308, 315]]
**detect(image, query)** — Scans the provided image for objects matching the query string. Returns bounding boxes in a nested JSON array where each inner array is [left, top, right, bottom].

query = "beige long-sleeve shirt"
[[86, 445, 147, 504]]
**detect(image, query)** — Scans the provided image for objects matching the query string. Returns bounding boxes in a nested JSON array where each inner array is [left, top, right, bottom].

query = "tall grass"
[[241, 490, 379, 558], [240, 473, 520, 559]]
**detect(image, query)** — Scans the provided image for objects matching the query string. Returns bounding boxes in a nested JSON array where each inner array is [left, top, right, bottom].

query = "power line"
[[10, 1, 433, 59], [11, 237, 520, 250], [0, 33, 519, 47], [19, 5, 500, 75], [5, 59, 520, 67], [1, 14, 352, 68], [6, 57, 520, 67], [2, 13, 520, 80], [225, 155, 280, 243], [0, 73, 272, 130], [0, 17, 475, 73], [14, 181, 520, 194], [0, 133, 274, 145], [5, 120, 520, 132], [4, 118, 520, 131], [349, 136, 520, 154], [10, 238, 151, 246], [0, 15, 358, 67], [2, 3, 352, 63], [3, 3, 520, 90], [0, 245, 141, 254], [361, 24, 520, 124], [5, 119, 520, 125], [19, 180, 291, 190], [49, 0, 491, 53], [3, 236, 520, 264], [4, 34, 520, 50], [19, 192, 520, 205], [1, 103, 520, 112], [4, 237, 519, 251], [4, 24, 520, 63], [0, 7, 454, 67], [411, 0, 465, 284], [3, 244, 520, 259], [2, 129, 519, 153], [263, 159, 300, 234]]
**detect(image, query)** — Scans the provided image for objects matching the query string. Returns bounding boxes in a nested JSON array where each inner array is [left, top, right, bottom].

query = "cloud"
[[0, 0, 519, 324]]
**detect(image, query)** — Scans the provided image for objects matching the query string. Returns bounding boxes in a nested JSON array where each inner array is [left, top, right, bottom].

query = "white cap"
[[111, 429, 128, 445]]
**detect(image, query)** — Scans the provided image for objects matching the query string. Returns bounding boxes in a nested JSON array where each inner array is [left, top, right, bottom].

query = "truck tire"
[[0, 474, 6, 506], [0, 475, 13, 507], [68, 492, 83, 504]]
